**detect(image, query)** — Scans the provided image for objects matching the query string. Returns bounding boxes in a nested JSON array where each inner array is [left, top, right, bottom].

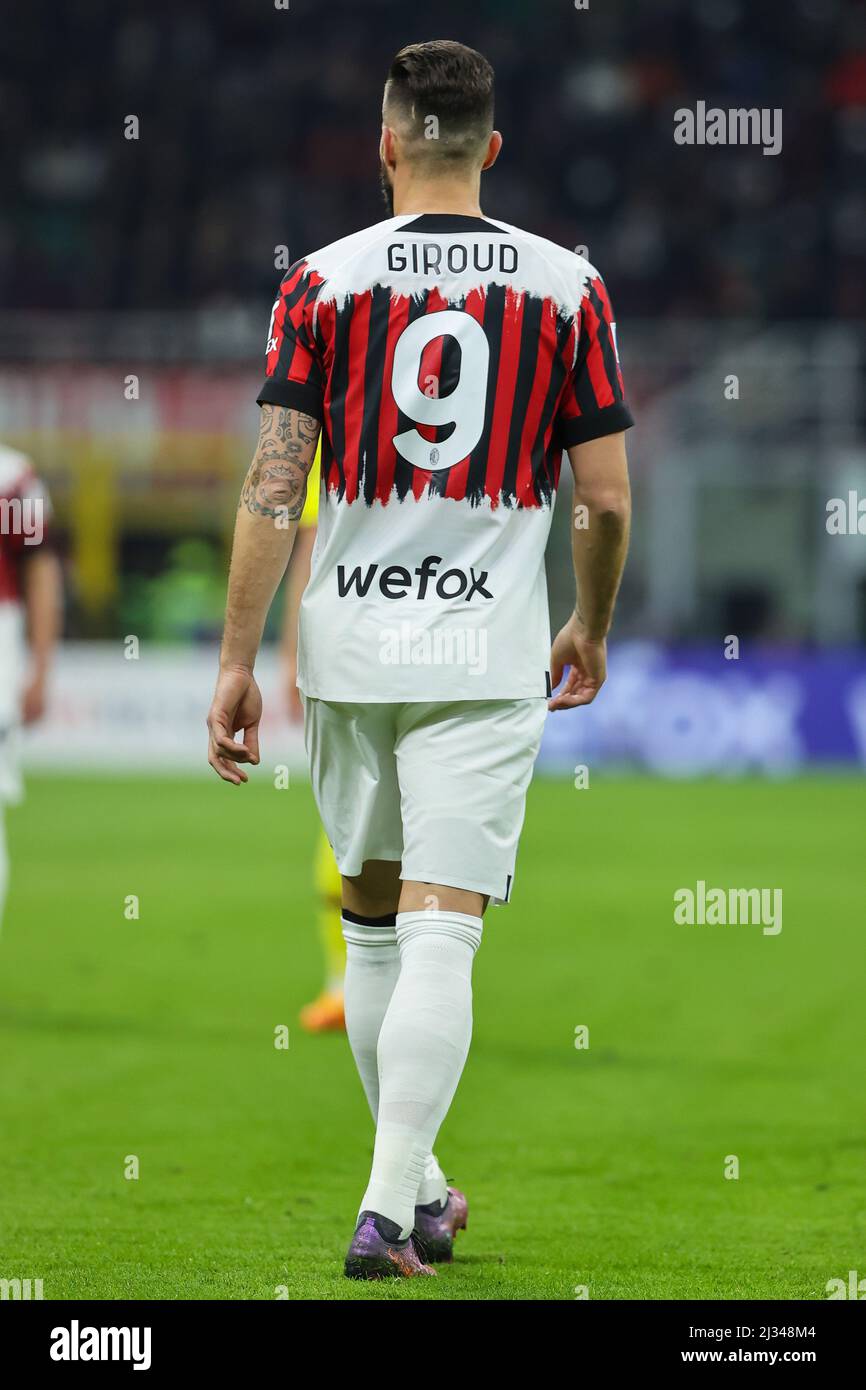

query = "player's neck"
[[392, 173, 484, 219]]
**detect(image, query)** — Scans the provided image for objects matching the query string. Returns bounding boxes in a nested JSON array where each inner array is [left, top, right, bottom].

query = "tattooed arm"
[[239, 404, 319, 520], [207, 405, 321, 783]]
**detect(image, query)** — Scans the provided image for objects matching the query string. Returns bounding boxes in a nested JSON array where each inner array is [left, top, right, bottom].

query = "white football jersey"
[[258, 213, 632, 701]]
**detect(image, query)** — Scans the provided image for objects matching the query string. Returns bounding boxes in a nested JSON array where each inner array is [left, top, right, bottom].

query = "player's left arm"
[[21, 547, 62, 723], [549, 267, 633, 711], [207, 405, 321, 784], [549, 432, 631, 710]]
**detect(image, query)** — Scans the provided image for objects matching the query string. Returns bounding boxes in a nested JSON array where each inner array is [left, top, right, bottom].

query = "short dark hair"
[[384, 40, 495, 165]]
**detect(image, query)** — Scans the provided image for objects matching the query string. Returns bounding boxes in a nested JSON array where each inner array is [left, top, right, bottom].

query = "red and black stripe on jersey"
[[258, 248, 631, 511]]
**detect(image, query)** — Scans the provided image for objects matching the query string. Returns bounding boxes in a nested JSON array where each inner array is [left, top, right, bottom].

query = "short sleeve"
[[556, 271, 634, 447], [256, 260, 325, 419]]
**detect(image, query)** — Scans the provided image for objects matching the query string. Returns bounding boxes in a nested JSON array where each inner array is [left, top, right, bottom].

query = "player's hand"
[[207, 665, 262, 784], [548, 613, 607, 711], [21, 672, 47, 724]]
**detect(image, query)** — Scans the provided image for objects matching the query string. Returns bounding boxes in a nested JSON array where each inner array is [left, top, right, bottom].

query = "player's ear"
[[381, 125, 398, 171], [481, 130, 503, 172]]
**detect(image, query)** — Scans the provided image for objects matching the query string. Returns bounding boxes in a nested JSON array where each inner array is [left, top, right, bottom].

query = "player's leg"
[[349, 700, 546, 1273], [341, 860, 451, 1202], [350, 879, 480, 1266], [304, 701, 440, 1278], [303, 698, 401, 1074], [299, 829, 346, 1032], [340, 857, 401, 1122], [342, 857, 402, 919], [302, 696, 449, 1256]]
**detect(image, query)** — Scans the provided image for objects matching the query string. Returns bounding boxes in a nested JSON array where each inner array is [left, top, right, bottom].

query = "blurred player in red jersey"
[[0, 443, 62, 930]]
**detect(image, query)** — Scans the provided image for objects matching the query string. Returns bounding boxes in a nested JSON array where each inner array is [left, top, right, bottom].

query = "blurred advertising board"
[[16, 642, 866, 777]]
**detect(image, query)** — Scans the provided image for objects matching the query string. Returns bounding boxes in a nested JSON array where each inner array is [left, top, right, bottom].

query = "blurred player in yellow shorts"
[[281, 440, 346, 1031]]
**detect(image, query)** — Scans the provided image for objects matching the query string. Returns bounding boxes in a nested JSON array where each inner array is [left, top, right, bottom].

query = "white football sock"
[[416, 1151, 449, 1209], [342, 912, 449, 1211], [359, 909, 482, 1237], [341, 912, 401, 1122]]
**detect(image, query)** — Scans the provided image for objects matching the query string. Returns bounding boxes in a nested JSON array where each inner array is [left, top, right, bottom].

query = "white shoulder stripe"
[[304, 217, 598, 320]]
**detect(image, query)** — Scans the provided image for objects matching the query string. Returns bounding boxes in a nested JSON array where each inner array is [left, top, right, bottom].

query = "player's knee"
[[399, 880, 487, 918], [342, 859, 401, 918]]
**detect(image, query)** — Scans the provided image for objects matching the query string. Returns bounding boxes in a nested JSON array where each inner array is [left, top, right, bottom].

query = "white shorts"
[[303, 698, 547, 904]]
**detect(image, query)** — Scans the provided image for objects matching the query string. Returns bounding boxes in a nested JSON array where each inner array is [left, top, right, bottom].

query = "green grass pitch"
[[1, 772, 863, 1300]]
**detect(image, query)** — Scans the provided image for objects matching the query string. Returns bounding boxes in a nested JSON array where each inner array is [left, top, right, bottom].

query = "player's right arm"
[[207, 404, 320, 783], [209, 258, 325, 781], [548, 432, 631, 710]]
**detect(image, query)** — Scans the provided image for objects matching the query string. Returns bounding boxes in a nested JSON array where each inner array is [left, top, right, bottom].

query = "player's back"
[[258, 213, 632, 703]]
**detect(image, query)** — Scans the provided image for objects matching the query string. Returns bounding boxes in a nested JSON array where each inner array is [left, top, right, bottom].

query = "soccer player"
[[281, 439, 347, 1032], [0, 443, 61, 931], [207, 40, 632, 1279]]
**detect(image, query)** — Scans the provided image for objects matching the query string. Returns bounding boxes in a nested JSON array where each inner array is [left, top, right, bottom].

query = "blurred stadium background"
[[3, 0, 866, 774], [2, 0, 866, 1300]]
